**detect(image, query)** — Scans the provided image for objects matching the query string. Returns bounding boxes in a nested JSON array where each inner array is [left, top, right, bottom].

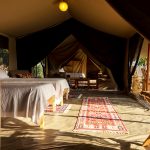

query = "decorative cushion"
[[0, 69, 9, 79], [0, 64, 8, 72], [15, 72, 32, 78], [9, 70, 32, 78]]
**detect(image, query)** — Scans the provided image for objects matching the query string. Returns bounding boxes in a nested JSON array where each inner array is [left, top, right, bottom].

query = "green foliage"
[[137, 57, 147, 66], [0, 48, 9, 65], [32, 62, 44, 78]]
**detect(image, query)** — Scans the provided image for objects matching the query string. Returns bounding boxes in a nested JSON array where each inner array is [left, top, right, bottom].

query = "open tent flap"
[[63, 49, 87, 78], [16, 18, 143, 91], [47, 35, 109, 78], [47, 36, 117, 89], [47, 36, 80, 76]]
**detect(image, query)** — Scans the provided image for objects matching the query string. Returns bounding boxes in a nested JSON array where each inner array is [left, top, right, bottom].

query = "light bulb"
[[59, 1, 68, 12]]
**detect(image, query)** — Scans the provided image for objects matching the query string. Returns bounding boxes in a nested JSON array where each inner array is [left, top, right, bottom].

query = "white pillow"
[[0, 69, 9, 79]]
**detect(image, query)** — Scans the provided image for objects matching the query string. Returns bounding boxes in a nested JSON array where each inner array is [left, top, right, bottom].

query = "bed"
[[1, 81, 56, 126], [1, 78, 70, 104], [1, 76, 70, 127], [39, 78, 70, 105]]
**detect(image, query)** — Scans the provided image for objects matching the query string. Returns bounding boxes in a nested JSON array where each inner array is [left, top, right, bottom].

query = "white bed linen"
[[40, 78, 70, 104], [1, 81, 56, 124], [1, 78, 70, 104]]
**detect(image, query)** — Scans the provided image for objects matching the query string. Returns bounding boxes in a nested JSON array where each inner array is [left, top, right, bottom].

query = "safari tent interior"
[[1, 0, 150, 149]]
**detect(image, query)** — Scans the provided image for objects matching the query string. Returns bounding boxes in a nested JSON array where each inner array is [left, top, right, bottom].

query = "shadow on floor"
[[1, 117, 143, 150]]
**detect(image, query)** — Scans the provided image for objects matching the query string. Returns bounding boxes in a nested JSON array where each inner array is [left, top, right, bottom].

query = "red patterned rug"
[[74, 97, 128, 134], [45, 104, 71, 113]]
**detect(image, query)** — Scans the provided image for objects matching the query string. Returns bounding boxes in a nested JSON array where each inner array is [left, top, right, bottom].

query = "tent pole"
[[124, 39, 129, 93], [146, 43, 150, 91]]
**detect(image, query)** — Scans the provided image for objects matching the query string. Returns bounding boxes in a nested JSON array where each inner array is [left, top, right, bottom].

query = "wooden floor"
[[1, 90, 150, 150]]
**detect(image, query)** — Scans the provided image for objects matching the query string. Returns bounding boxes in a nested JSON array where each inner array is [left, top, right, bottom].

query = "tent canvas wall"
[[16, 18, 143, 91], [47, 35, 102, 79], [47, 35, 117, 89]]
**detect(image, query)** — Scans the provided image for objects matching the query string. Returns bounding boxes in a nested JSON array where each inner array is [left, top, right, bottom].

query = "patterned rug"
[[74, 97, 128, 134], [45, 104, 71, 113]]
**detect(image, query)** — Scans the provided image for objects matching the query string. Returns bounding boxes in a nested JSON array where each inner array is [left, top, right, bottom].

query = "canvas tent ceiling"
[[106, 0, 150, 41], [0, 0, 148, 42], [0, 1, 149, 40], [0, 0, 135, 37]]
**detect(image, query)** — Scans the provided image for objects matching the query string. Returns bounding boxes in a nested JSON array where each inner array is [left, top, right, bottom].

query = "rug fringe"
[[73, 129, 129, 134], [44, 104, 71, 114]]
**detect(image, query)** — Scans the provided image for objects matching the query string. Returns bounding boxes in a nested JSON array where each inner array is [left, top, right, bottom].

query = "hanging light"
[[59, 1, 68, 12]]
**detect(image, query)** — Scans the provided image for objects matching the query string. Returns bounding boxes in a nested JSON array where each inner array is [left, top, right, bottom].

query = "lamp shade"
[[59, 1, 68, 12]]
